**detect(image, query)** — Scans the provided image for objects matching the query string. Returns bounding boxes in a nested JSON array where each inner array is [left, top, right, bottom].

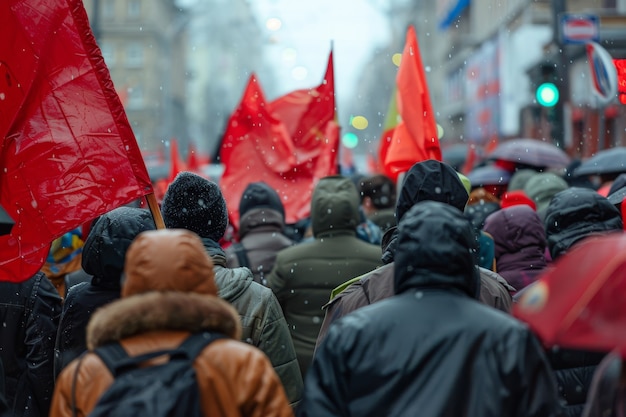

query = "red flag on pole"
[[220, 51, 338, 229], [383, 26, 441, 182], [167, 138, 187, 182], [0, 0, 153, 282]]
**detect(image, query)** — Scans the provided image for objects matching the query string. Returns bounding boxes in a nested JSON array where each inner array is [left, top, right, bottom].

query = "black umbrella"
[[489, 138, 570, 169], [0, 203, 15, 236], [573, 147, 626, 177]]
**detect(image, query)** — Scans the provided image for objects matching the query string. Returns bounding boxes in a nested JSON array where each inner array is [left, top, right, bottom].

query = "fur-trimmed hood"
[[86, 291, 241, 349]]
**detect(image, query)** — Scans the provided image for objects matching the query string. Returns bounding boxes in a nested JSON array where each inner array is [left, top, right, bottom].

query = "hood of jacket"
[[396, 160, 469, 223], [311, 176, 360, 237], [545, 187, 623, 260], [380, 161, 469, 265], [82, 207, 155, 288], [238, 208, 285, 239], [394, 201, 480, 298], [483, 205, 547, 273]]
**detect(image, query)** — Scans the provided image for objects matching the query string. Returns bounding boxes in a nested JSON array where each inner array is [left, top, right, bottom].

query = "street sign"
[[586, 41, 618, 105], [560, 14, 599, 44]]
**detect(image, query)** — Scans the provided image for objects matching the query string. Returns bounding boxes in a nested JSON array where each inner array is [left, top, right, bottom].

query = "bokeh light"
[[437, 124, 444, 139], [392, 53, 402, 67], [266, 17, 282, 31], [351, 115, 368, 130], [342, 132, 359, 148]]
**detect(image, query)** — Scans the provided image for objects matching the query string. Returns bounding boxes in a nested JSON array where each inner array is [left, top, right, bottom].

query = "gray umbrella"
[[0, 204, 15, 236], [489, 138, 570, 169], [573, 147, 626, 177]]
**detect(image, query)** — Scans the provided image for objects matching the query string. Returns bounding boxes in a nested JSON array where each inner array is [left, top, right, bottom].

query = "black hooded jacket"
[[54, 207, 155, 378], [301, 202, 563, 417], [545, 187, 622, 260], [0, 273, 61, 417], [543, 188, 620, 417]]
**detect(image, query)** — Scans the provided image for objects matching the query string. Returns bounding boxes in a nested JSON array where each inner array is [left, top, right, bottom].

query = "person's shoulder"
[[273, 239, 317, 262]]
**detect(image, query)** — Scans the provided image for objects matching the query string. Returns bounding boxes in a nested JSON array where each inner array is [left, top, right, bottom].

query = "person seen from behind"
[[160, 172, 303, 406], [225, 181, 293, 286], [51, 228, 293, 417], [300, 201, 564, 417]]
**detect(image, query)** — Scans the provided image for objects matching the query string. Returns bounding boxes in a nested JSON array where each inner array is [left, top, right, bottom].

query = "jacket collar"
[[86, 291, 241, 349]]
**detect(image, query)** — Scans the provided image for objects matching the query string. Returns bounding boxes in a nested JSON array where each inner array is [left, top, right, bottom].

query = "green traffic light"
[[536, 82, 559, 107], [342, 132, 359, 149]]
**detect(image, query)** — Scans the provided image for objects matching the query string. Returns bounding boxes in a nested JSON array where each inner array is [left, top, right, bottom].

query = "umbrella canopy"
[[514, 234, 626, 356], [489, 138, 570, 169], [467, 165, 511, 187], [0, 204, 14, 236], [442, 143, 468, 171], [573, 147, 626, 177]]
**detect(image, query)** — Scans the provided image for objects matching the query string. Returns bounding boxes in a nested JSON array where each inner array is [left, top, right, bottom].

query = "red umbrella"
[[514, 234, 626, 356], [489, 138, 570, 169]]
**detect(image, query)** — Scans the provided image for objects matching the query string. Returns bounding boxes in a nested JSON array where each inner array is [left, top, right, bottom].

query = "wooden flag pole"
[[145, 193, 165, 229]]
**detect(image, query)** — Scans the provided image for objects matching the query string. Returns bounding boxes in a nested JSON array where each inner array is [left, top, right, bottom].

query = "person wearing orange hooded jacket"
[[50, 229, 293, 417]]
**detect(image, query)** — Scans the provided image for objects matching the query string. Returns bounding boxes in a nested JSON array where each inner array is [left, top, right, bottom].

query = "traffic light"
[[536, 82, 559, 107], [535, 63, 560, 107]]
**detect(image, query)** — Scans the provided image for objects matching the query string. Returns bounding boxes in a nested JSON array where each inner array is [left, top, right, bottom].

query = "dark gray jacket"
[[225, 208, 293, 286], [267, 176, 382, 377]]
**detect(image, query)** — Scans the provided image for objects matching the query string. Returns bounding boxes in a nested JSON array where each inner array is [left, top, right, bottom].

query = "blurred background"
[[82, 0, 626, 175]]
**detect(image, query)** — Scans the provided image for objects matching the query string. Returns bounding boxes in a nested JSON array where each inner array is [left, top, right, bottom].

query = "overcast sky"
[[249, 0, 391, 101]]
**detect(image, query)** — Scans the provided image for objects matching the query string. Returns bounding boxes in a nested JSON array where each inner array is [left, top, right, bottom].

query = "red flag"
[[485, 134, 499, 155], [167, 138, 187, 182], [461, 144, 478, 175], [383, 26, 441, 182], [187, 142, 200, 173], [187, 141, 210, 174], [0, 0, 153, 282], [220, 52, 338, 229]]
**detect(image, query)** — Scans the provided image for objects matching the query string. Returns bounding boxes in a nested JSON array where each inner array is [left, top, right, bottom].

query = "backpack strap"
[[232, 242, 251, 268], [94, 332, 227, 377], [177, 332, 227, 360]]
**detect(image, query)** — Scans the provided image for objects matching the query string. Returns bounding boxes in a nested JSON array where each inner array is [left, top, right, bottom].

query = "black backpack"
[[83, 332, 225, 417]]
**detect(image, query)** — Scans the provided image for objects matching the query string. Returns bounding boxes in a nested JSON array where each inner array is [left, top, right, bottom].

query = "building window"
[[101, 0, 115, 20], [127, 85, 144, 109], [127, 0, 141, 19], [125, 43, 144, 68], [100, 42, 115, 67]]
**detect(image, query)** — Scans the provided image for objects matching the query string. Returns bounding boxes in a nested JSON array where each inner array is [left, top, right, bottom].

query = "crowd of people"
[[1, 158, 624, 416]]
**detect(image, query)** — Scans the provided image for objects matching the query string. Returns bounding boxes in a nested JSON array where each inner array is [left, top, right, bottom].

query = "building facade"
[[83, 0, 188, 154], [430, 0, 626, 158]]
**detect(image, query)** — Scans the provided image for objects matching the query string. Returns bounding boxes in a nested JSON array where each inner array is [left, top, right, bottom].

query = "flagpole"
[[145, 193, 166, 229]]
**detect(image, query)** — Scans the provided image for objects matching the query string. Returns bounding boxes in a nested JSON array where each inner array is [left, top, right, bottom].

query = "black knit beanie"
[[239, 182, 285, 219], [161, 172, 228, 242]]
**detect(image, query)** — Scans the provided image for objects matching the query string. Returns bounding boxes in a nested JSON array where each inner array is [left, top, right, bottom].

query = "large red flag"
[[383, 26, 441, 181], [220, 52, 338, 229], [0, 0, 153, 282]]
